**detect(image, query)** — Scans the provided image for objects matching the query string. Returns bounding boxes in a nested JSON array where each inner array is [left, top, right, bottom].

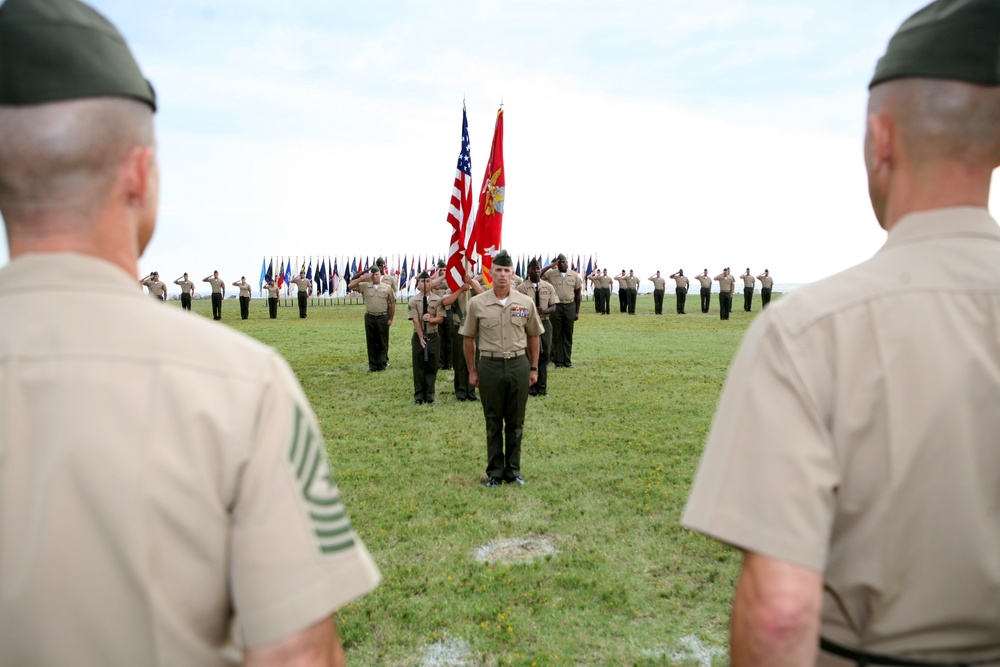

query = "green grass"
[[192, 293, 772, 666]]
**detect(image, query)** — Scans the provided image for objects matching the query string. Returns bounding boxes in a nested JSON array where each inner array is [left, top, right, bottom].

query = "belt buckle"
[[504, 351, 514, 359]]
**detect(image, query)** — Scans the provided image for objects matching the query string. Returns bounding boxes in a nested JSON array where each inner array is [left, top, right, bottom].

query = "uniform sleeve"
[[407, 298, 418, 321], [230, 353, 380, 648], [525, 301, 544, 336], [682, 315, 839, 573], [459, 298, 479, 337]]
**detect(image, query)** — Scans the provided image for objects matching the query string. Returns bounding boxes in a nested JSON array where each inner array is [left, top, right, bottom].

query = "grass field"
[[194, 292, 768, 666]]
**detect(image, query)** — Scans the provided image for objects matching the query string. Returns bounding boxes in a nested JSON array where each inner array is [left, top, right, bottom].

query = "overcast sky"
[[4, 0, 979, 286]]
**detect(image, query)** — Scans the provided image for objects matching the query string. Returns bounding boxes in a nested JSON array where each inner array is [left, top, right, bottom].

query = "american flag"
[[445, 106, 474, 292]]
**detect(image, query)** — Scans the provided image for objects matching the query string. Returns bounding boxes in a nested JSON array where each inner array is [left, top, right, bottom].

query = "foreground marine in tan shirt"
[[0, 1, 379, 663], [684, 1, 1000, 664]]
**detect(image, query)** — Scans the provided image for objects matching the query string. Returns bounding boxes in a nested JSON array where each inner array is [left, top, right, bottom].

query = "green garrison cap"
[[527, 258, 539, 268], [493, 250, 513, 267], [870, 0, 1000, 88], [417, 271, 430, 279], [556, 253, 567, 262], [436, 259, 446, 268], [0, 0, 156, 109]]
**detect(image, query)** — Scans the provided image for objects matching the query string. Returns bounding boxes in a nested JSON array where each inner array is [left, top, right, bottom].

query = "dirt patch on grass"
[[475, 534, 557, 564], [420, 637, 470, 667]]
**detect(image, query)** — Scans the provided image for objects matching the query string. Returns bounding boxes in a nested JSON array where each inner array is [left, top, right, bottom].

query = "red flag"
[[469, 108, 504, 287], [445, 106, 474, 292]]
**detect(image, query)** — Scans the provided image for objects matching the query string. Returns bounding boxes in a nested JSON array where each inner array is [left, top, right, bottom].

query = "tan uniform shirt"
[[695, 274, 712, 290], [512, 274, 523, 287], [757, 274, 774, 289], [648, 276, 666, 291], [459, 289, 543, 353], [626, 275, 639, 290], [614, 275, 629, 291], [357, 281, 393, 315], [265, 283, 280, 298], [684, 208, 1000, 663], [672, 275, 690, 289], [407, 292, 444, 335], [233, 281, 252, 298], [379, 273, 398, 293], [0, 254, 380, 666], [516, 279, 557, 321], [203, 275, 225, 294], [174, 278, 195, 294], [542, 269, 582, 303], [741, 273, 755, 288], [292, 276, 311, 295], [714, 274, 735, 293], [141, 277, 166, 299]]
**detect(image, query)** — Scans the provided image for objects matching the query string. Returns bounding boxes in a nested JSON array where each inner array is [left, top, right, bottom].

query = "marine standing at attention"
[[695, 269, 712, 313], [757, 269, 774, 308], [0, 0, 379, 662], [291, 270, 312, 319], [625, 270, 639, 315], [203, 270, 225, 320], [348, 266, 394, 372], [614, 269, 629, 313], [441, 271, 484, 402], [670, 269, 689, 315], [265, 277, 280, 319], [684, 1, 1000, 664], [140, 270, 166, 301], [432, 260, 453, 371], [232, 275, 251, 320], [741, 268, 755, 312], [408, 271, 444, 405], [648, 270, 666, 315], [714, 267, 734, 320], [517, 258, 557, 397], [461, 251, 543, 487], [542, 253, 582, 368], [174, 272, 194, 310]]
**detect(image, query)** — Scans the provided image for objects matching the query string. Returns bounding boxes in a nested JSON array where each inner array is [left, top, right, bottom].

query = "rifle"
[[417, 291, 430, 365]]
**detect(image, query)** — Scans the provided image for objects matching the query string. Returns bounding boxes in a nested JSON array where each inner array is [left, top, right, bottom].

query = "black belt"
[[821, 638, 1000, 667]]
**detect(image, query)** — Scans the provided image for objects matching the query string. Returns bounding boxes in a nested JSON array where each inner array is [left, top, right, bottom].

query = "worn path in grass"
[[197, 293, 773, 666]]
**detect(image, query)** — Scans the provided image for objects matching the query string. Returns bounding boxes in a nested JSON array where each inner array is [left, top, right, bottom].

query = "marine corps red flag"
[[469, 107, 504, 287]]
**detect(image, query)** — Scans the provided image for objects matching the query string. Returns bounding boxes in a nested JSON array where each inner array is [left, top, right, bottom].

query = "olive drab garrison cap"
[[527, 258, 539, 269], [0, 0, 156, 109], [417, 271, 430, 280], [870, 0, 1000, 88], [493, 250, 513, 267]]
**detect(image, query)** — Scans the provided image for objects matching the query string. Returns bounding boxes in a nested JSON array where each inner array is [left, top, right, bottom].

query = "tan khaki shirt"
[[516, 279, 557, 321], [757, 274, 774, 289], [626, 275, 639, 290], [542, 269, 582, 303], [203, 275, 225, 294], [265, 284, 280, 298], [233, 281, 252, 298], [357, 281, 393, 315], [684, 208, 1000, 663], [695, 274, 712, 289], [291, 277, 311, 294], [459, 289, 543, 353], [0, 254, 380, 666], [648, 276, 666, 291], [741, 274, 755, 288], [614, 275, 629, 290], [714, 274, 735, 292], [174, 278, 195, 294], [407, 292, 444, 335], [379, 273, 398, 292], [672, 275, 690, 289], [141, 277, 166, 298]]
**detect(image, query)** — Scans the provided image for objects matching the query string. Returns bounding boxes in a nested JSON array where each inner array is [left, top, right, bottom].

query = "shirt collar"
[[881, 207, 1000, 252]]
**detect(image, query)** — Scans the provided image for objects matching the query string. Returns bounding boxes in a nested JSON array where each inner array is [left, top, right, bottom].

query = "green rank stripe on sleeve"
[[288, 404, 356, 554]]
